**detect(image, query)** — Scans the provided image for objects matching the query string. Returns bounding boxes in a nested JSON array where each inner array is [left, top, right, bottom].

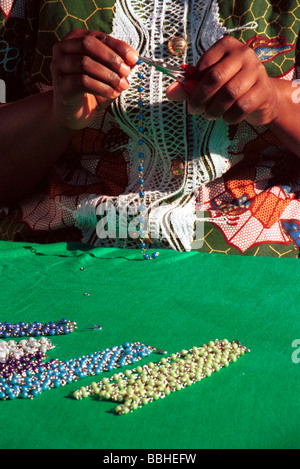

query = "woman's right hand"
[[50, 29, 139, 130]]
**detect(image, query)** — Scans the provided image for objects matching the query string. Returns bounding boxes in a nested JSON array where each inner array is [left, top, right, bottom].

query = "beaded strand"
[[0, 341, 164, 400], [0, 337, 55, 380], [73, 339, 250, 414], [136, 59, 159, 261], [0, 318, 101, 338]]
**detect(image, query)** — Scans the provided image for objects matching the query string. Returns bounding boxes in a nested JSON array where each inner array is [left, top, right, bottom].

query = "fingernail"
[[187, 104, 204, 115], [126, 51, 139, 65], [183, 80, 198, 94], [119, 62, 131, 76], [118, 77, 129, 91]]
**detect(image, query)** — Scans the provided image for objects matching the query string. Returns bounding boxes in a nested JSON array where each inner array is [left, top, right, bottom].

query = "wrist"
[[267, 78, 289, 127]]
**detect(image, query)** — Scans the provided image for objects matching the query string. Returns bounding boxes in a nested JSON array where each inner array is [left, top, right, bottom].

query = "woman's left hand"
[[166, 35, 280, 127]]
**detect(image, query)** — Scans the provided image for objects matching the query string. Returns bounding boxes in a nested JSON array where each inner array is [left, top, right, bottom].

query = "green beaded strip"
[[73, 339, 250, 414]]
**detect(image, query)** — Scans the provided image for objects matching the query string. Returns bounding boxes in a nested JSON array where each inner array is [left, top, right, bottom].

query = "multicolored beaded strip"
[[136, 59, 159, 261], [0, 341, 166, 400], [73, 339, 250, 414], [0, 337, 55, 363], [0, 337, 55, 380], [0, 318, 102, 338]]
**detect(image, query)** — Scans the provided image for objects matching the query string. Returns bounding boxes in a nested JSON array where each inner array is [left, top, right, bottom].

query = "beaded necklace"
[[73, 339, 250, 414], [0, 341, 166, 400], [136, 59, 159, 261], [0, 318, 102, 338]]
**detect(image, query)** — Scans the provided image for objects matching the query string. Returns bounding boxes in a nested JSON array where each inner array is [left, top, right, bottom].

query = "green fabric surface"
[[0, 240, 300, 449]]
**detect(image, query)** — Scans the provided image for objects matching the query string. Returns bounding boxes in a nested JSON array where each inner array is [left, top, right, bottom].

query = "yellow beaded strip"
[[73, 339, 250, 414]]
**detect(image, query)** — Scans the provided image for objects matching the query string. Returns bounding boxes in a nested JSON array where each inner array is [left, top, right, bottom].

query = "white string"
[[227, 21, 258, 33]]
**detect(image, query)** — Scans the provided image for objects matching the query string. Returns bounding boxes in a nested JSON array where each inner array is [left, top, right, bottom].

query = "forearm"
[[267, 78, 300, 158], [0, 90, 75, 205]]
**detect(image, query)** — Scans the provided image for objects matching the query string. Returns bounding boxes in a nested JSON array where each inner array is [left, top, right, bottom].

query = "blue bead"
[[139, 191, 145, 198], [138, 139, 144, 145], [139, 179, 144, 185], [138, 100, 143, 106], [138, 152, 144, 158], [138, 73, 144, 78], [140, 204, 146, 211], [54, 379, 61, 388], [139, 217, 145, 223], [138, 113, 144, 120], [138, 86, 144, 92], [144, 253, 150, 260], [140, 242, 146, 249], [139, 166, 144, 172], [136, 59, 142, 65], [152, 252, 159, 259], [138, 126, 144, 133]]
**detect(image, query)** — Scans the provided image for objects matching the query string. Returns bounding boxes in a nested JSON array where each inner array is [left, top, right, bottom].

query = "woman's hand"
[[166, 35, 280, 127], [51, 29, 139, 130]]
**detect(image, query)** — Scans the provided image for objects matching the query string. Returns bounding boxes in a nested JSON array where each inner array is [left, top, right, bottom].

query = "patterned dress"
[[0, 0, 300, 257]]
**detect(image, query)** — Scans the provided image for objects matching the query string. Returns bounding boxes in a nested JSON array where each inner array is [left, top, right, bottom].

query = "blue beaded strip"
[[0, 318, 100, 338], [136, 59, 159, 261], [0, 341, 158, 400]]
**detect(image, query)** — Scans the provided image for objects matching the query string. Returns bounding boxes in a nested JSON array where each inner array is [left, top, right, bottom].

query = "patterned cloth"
[[0, 0, 300, 257]]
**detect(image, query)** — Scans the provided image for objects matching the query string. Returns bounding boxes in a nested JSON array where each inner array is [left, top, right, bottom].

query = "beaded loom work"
[[0, 319, 102, 338], [0, 341, 164, 400], [73, 339, 250, 414]]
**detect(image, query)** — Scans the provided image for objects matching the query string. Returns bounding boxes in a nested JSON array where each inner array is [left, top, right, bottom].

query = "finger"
[[204, 66, 258, 121], [56, 73, 121, 102], [59, 32, 139, 73], [223, 81, 266, 124], [196, 35, 243, 72], [166, 81, 190, 101], [188, 51, 245, 111], [52, 53, 129, 92]]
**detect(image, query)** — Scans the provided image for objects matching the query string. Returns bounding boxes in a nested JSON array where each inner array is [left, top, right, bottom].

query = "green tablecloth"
[[0, 240, 299, 449]]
